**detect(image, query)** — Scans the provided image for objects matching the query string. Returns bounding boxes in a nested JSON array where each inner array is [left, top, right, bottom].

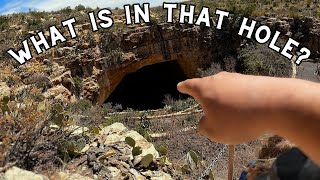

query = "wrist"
[[260, 78, 302, 135], [268, 78, 320, 138]]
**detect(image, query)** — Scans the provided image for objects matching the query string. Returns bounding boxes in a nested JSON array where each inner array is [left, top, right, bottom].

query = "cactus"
[[125, 137, 143, 157], [50, 104, 71, 127], [132, 146, 142, 156], [59, 138, 86, 157], [53, 104, 63, 113], [2, 96, 9, 104], [158, 145, 168, 156], [125, 137, 136, 147], [90, 126, 100, 134], [1, 96, 10, 113], [189, 150, 199, 166], [51, 113, 65, 127], [141, 154, 153, 168]]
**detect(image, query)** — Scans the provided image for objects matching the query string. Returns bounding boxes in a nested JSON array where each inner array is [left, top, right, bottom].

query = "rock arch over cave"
[[105, 60, 189, 110]]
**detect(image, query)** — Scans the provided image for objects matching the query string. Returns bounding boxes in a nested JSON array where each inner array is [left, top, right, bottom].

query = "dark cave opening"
[[106, 61, 189, 110]]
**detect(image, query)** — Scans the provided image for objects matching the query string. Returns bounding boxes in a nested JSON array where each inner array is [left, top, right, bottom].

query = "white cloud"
[[1, 8, 19, 15], [1, 0, 184, 14], [0, 0, 25, 14]]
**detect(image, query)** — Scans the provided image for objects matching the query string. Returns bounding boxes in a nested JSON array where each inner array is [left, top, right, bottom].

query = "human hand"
[[177, 72, 290, 144]]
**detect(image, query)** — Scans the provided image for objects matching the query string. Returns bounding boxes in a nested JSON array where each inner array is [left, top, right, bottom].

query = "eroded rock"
[[0, 82, 10, 99], [4, 167, 49, 180], [53, 172, 93, 180]]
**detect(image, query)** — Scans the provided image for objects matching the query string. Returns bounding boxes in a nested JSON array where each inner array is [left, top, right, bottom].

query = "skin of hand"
[[177, 72, 320, 165]]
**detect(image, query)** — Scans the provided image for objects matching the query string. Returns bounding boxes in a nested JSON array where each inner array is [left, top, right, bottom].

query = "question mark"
[[295, 47, 311, 65]]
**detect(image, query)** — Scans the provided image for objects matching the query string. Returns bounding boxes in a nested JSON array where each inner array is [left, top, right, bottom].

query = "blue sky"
[[0, 0, 184, 14]]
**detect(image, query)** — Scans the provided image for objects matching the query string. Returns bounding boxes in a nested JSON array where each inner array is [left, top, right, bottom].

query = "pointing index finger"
[[177, 78, 203, 102]]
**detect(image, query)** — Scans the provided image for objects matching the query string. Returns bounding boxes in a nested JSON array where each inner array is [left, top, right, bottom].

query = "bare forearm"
[[178, 72, 320, 164], [270, 78, 320, 165]]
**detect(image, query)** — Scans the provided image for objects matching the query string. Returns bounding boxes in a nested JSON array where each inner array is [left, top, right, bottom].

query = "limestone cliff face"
[[94, 23, 241, 104], [50, 16, 320, 104], [50, 22, 241, 104]]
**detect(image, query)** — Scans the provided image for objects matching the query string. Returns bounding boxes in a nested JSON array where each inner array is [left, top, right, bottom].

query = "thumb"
[[177, 78, 203, 100]]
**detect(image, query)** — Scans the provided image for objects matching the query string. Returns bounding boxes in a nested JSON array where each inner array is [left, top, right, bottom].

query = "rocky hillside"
[[1, 0, 320, 104], [1, 1, 320, 179], [1, 123, 173, 180]]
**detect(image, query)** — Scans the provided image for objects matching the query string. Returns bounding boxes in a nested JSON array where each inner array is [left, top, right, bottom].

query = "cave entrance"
[[106, 61, 189, 110]]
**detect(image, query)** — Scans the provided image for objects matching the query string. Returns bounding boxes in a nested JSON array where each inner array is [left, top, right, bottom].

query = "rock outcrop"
[[53, 22, 242, 104], [7, 15, 319, 105], [3, 167, 49, 180], [47, 16, 320, 104], [1, 123, 173, 180]]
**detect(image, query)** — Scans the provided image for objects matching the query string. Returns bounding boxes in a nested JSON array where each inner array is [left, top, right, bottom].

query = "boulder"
[[4, 167, 48, 180], [141, 170, 173, 180], [56, 47, 75, 57], [53, 172, 93, 180], [0, 82, 10, 99], [43, 85, 76, 103], [50, 70, 75, 92], [102, 123, 159, 159]]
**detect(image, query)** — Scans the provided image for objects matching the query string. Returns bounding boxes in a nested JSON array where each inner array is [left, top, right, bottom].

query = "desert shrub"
[[0, 91, 64, 169], [135, 125, 152, 142], [184, 114, 197, 125], [33, 74, 51, 91], [239, 44, 292, 77], [147, 16, 159, 25], [73, 105, 105, 128], [4, 76, 16, 87], [163, 95, 197, 112], [59, 6, 73, 15], [102, 115, 121, 127], [75, 4, 86, 11], [0, 17, 9, 31], [226, 0, 237, 12], [41, 19, 58, 29], [27, 19, 42, 31], [252, 9, 267, 17], [105, 48, 124, 67], [68, 99, 92, 113], [0, 87, 113, 169], [241, 3, 257, 17], [197, 62, 222, 77], [72, 76, 82, 97], [29, 11, 47, 20], [288, 6, 299, 18], [102, 102, 123, 114]]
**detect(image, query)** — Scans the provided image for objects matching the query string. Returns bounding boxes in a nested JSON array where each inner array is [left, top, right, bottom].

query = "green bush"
[[239, 44, 292, 77], [60, 6, 73, 15], [75, 4, 86, 11], [0, 17, 9, 31], [73, 76, 82, 97], [27, 19, 42, 31], [241, 3, 257, 17], [162, 95, 197, 112]]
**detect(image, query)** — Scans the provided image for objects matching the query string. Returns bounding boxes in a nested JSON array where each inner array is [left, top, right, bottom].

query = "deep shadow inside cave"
[[106, 61, 189, 110]]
